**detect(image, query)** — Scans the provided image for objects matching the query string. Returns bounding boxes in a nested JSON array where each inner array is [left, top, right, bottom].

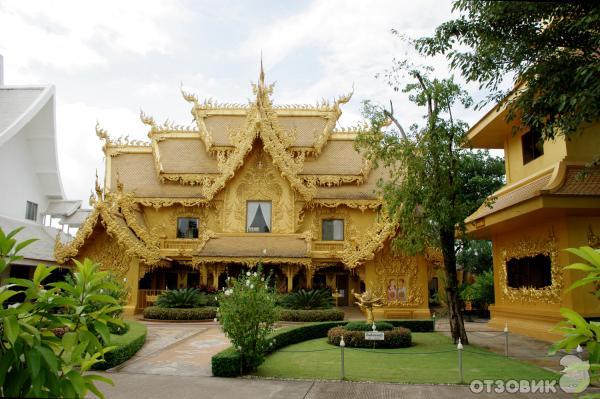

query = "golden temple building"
[[55, 68, 436, 319], [465, 102, 600, 341]]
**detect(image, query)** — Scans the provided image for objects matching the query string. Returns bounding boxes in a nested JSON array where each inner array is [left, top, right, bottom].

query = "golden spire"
[[257, 53, 266, 108], [259, 52, 265, 89]]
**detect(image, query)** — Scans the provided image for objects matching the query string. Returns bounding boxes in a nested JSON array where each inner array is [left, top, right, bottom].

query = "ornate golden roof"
[[96, 67, 382, 203]]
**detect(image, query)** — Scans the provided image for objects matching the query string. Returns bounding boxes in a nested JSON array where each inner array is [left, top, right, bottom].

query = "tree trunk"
[[440, 227, 469, 344]]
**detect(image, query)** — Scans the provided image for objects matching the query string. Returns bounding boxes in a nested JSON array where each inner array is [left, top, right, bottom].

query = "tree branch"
[[414, 71, 433, 120], [383, 100, 408, 140]]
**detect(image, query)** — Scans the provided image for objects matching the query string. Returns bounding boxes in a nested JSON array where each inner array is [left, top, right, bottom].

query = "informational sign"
[[365, 331, 385, 340]]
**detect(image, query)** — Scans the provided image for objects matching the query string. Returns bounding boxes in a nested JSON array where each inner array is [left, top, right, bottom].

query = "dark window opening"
[[247, 201, 271, 233], [177, 217, 199, 238], [25, 201, 38, 221], [322, 219, 344, 241], [506, 254, 552, 289], [521, 129, 544, 164]]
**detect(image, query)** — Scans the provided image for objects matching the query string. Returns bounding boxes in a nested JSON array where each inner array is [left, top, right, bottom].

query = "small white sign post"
[[365, 331, 385, 340]]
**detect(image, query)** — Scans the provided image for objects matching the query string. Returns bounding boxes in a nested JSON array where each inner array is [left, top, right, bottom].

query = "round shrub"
[[327, 326, 412, 348], [143, 306, 217, 320], [344, 321, 394, 331]]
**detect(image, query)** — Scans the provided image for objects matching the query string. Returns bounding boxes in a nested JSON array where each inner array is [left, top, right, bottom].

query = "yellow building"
[[55, 70, 436, 319], [465, 103, 600, 341]]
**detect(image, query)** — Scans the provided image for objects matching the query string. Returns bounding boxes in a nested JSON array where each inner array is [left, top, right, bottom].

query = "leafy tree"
[[356, 64, 504, 344], [416, 1, 600, 149], [457, 239, 494, 275], [460, 270, 494, 310], [216, 267, 278, 372], [0, 227, 120, 398]]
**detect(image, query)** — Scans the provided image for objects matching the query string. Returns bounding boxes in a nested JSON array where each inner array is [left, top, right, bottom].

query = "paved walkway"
[[94, 319, 592, 398], [435, 318, 563, 372], [113, 321, 229, 376]]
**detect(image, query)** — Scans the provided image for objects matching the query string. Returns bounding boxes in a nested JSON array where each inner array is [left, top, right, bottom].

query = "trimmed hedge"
[[143, 306, 217, 320], [344, 321, 394, 331], [212, 321, 346, 377], [278, 308, 344, 322], [93, 320, 147, 370], [327, 326, 412, 348]]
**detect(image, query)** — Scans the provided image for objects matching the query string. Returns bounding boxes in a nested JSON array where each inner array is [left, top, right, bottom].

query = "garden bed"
[[92, 320, 147, 370], [143, 306, 217, 320], [212, 319, 433, 377], [327, 322, 412, 348]]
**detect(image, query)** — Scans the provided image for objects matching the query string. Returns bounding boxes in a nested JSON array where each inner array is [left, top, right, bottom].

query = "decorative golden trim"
[[134, 198, 209, 208], [307, 199, 382, 212], [372, 250, 424, 307], [189, 256, 312, 267], [499, 229, 562, 304], [54, 208, 101, 263], [339, 215, 398, 268]]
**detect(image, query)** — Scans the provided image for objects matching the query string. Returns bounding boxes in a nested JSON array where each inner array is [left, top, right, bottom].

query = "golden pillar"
[[123, 257, 140, 317]]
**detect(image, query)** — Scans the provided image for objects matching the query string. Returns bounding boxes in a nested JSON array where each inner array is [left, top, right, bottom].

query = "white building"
[[0, 55, 88, 281]]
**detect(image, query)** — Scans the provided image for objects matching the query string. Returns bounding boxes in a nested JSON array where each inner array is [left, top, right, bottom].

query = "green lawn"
[[254, 333, 558, 384]]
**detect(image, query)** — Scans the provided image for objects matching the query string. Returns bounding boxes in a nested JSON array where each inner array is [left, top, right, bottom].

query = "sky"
[[0, 0, 504, 205]]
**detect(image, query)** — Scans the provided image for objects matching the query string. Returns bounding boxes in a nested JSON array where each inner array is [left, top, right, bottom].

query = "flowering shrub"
[[216, 267, 279, 372]]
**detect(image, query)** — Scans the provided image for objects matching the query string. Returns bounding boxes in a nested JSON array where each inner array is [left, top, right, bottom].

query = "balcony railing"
[[312, 241, 344, 255], [160, 239, 201, 251]]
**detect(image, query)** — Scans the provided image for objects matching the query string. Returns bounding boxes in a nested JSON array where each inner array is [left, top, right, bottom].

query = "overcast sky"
[[0, 0, 502, 205]]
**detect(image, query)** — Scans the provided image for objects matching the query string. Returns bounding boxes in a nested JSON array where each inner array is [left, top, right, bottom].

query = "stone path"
[[113, 322, 229, 376], [99, 373, 577, 399]]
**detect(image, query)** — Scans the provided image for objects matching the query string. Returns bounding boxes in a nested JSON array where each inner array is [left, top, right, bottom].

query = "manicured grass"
[[253, 333, 558, 384]]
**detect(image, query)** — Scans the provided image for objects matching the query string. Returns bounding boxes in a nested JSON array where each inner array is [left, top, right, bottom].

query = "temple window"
[[246, 201, 271, 233], [521, 129, 544, 164], [322, 219, 344, 241], [177, 217, 199, 238], [25, 201, 38, 221], [506, 254, 552, 289]]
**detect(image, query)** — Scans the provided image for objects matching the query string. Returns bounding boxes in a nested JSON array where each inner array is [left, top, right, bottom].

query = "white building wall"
[[0, 109, 51, 222]]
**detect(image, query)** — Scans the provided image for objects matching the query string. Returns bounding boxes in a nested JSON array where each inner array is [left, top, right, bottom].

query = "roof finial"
[[259, 50, 265, 89]]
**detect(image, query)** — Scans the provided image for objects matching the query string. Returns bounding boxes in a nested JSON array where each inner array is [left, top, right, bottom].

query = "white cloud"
[[238, 0, 483, 127], [0, 0, 186, 80], [55, 101, 147, 203]]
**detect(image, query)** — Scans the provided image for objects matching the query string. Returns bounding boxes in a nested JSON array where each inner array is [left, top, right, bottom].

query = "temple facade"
[[465, 101, 600, 341], [55, 70, 437, 318]]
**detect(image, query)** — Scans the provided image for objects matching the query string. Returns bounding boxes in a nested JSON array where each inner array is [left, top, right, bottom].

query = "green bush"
[[1, 227, 124, 398], [280, 289, 333, 309], [216, 267, 279, 372], [212, 321, 346, 377], [143, 306, 217, 320], [278, 308, 344, 322], [344, 321, 394, 331], [327, 326, 412, 348], [156, 288, 207, 308], [93, 321, 147, 370]]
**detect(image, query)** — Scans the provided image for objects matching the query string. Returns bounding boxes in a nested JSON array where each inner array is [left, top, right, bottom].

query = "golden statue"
[[352, 289, 384, 325]]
